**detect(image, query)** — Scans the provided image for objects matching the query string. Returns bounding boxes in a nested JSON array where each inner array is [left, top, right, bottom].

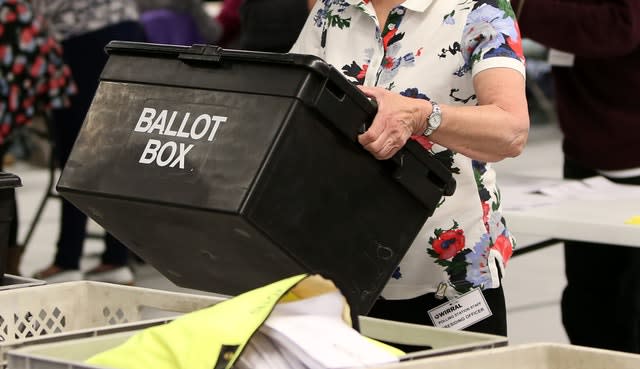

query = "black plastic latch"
[[178, 44, 223, 64]]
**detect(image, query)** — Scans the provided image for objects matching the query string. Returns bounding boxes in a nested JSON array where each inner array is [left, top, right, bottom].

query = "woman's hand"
[[357, 86, 429, 160]]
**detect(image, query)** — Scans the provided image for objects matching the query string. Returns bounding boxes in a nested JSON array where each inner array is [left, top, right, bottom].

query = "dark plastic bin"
[[0, 172, 21, 279], [57, 41, 456, 316]]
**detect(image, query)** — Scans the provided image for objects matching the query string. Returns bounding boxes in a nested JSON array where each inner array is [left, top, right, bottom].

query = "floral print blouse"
[[0, 0, 75, 144], [291, 0, 525, 299]]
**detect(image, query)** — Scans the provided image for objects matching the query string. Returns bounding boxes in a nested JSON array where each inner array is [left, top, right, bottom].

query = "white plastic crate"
[[374, 342, 640, 369], [0, 281, 224, 367], [0, 274, 44, 291], [5, 316, 507, 369], [9, 340, 640, 369]]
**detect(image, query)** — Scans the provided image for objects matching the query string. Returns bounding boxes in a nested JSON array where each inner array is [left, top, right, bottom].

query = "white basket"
[[0, 281, 224, 367], [375, 342, 640, 369], [8, 339, 639, 369], [5, 316, 507, 369], [0, 274, 44, 291]]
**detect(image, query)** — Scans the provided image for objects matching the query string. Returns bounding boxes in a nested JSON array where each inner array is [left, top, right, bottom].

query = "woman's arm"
[[357, 67, 529, 163]]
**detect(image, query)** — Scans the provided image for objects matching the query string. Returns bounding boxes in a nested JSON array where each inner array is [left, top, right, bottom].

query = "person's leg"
[[83, 232, 134, 284], [50, 106, 88, 271], [40, 29, 103, 275], [101, 233, 129, 266], [0, 143, 20, 275], [561, 157, 640, 353]]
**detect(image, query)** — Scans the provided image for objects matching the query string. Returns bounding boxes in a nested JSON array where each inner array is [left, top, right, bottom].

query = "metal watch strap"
[[423, 100, 441, 137]]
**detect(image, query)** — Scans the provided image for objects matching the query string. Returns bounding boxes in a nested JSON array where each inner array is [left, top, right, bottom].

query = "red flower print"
[[30, 55, 44, 77], [382, 28, 397, 50], [356, 64, 368, 80], [20, 26, 34, 45], [491, 234, 513, 265], [383, 56, 394, 69], [16, 3, 27, 15], [507, 22, 525, 62], [412, 135, 434, 150], [9, 85, 19, 111], [12, 60, 24, 74], [432, 229, 465, 259], [4, 10, 16, 23], [482, 201, 490, 227]]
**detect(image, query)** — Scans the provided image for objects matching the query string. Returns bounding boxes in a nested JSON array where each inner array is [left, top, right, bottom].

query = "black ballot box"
[[57, 41, 456, 315], [0, 172, 21, 279]]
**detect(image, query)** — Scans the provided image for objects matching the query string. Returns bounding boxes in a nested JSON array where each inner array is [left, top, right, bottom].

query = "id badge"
[[427, 288, 492, 330]]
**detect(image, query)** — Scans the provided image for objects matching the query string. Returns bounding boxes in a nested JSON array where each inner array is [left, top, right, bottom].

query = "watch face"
[[430, 114, 442, 127]]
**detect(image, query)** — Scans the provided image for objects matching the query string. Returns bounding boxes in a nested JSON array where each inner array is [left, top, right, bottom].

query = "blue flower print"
[[462, 4, 519, 65], [400, 87, 429, 100], [488, 211, 507, 242], [465, 233, 492, 287], [443, 10, 455, 25], [472, 159, 487, 175], [377, 43, 417, 86]]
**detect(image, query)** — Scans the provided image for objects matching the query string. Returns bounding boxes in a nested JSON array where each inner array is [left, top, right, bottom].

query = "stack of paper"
[[235, 291, 400, 369]]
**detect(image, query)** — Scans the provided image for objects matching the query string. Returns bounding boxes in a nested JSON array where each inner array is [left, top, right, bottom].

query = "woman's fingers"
[[356, 85, 416, 159], [358, 118, 409, 160]]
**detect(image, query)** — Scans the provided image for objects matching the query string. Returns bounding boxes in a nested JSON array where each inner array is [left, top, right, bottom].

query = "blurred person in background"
[[29, 0, 243, 284], [512, 0, 640, 354], [30, 0, 146, 284], [238, 0, 315, 52], [0, 0, 75, 275], [135, 0, 241, 46]]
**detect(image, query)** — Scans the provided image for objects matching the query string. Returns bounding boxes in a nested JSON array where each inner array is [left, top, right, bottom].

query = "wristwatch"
[[423, 100, 442, 137]]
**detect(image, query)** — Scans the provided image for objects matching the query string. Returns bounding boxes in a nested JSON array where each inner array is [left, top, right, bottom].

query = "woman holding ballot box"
[[291, 0, 529, 336]]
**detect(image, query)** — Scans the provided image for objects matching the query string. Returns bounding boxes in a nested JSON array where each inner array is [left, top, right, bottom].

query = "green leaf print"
[[497, 0, 516, 19], [327, 11, 351, 29], [492, 189, 502, 211], [443, 10, 455, 22], [445, 250, 471, 274], [428, 251, 453, 267]]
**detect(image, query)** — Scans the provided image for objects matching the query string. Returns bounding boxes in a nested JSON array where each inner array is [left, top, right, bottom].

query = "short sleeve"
[[461, 0, 526, 78]]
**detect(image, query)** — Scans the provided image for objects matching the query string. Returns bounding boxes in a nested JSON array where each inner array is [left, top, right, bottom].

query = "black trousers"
[[561, 158, 640, 354], [0, 143, 17, 249], [367, 285, 507, 352], [51, 21, 146, 269]]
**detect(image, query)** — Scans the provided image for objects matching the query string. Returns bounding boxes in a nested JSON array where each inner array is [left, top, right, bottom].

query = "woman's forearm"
[[358, 68, 529, 163]]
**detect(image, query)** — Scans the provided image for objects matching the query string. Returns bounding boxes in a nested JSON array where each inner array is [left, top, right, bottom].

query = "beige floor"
[[6, 121, 568, 346]]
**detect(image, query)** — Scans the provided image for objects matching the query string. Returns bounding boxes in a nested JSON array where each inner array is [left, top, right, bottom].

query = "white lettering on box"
[[134, 107, 156, 132], [133, 107, 227, 170], [190, 114, 210, 140]]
